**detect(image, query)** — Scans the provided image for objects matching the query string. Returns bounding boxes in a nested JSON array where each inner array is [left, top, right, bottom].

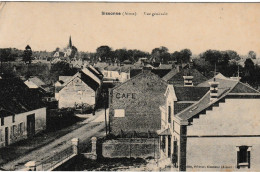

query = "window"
[[237, 146, 251, 169], [12, 115, 15, 123], [1, 117, 4, 126], [18, 123, 23, 134], [0, 129, 2, 141], [168, 106, 171, 123], [114, 109, 125, 117]]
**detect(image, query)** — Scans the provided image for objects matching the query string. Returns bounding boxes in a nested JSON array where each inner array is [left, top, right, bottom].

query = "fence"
[[39, 146, 74, 171]]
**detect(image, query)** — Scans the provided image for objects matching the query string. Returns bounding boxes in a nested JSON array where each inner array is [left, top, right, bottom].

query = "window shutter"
[[237, 151, 240, 169], [10, 126, 13, 139], [168, 106, 171, 123], [248, 151, 250, 168]]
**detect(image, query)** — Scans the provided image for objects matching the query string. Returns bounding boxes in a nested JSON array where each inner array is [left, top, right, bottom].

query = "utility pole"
[[103, 90, 108, 136]]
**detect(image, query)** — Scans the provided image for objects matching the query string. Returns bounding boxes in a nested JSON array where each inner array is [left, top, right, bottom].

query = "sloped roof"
[[130, 69, 171, 78], [59, 76, 72, 83], [81, 68, 101, 85], [27, 77, 46, 87], [177, 75, 260, 122], [174, 102, 194, 114], [104, 64, 139, 73], [174, 87, 210, 101], [59, 71, 100, 92], [162, 68, 179, 81], [0, 78, 43, 116], [157, 64, 173, 69], [158, 128, 171, 136], [94, 62, 109, 69], [88, 65, 103, 78], [111, 70, 168, 91], [165, 68, 208, 86]]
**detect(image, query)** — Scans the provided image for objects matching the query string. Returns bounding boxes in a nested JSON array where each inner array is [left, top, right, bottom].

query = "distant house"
[[158, 73, 260, 171], [109, 70, 168, 136], [55, 69, 102, 109], [0, 78, 46, 148], [103, 65, 135, 82], [130, 69, 171, 78]]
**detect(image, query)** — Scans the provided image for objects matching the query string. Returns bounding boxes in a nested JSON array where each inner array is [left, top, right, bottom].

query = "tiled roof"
[[174, 87, 210, 101], [165, 68, 208, 86], [176, 74, 260, 121], [162, 68, 179, 81], [0, 78, 43, 116], [174, 102, 194, 114], [130, 69, 171, 78]]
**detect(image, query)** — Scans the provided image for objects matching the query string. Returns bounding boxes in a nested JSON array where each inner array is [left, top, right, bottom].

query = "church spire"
[[69, 35, 72, 48]]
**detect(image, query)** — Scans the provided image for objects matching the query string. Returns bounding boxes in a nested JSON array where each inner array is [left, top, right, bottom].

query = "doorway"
[[5, 127, 8, 146], [27, 114, 35, 138]]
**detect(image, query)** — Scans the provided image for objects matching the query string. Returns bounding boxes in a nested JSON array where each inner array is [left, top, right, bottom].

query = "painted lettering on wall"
[[115, 93, 136, 99]]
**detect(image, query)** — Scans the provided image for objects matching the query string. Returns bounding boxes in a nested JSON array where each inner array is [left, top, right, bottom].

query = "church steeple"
[[69, 35, 72, 48]]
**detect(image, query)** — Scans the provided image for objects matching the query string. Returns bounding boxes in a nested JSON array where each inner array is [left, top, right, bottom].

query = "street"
[[1, 108, 108, 171]]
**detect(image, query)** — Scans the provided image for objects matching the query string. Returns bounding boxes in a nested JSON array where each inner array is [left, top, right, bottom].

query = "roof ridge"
[[110, 70, 168, 91], [236, 81, 260, 94]]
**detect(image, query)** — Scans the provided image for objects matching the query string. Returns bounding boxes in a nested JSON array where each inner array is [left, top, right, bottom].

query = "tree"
[[96, 46, 112, 62], [179, 49, 192, 63], [23, 45, 32, 64], [225, 50, 240, 61], [248, 51, 256, 59], [151, 46, 170, 63]]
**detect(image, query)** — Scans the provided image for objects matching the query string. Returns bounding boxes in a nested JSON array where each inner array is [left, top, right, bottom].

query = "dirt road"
[[1, 109, 108, 170]]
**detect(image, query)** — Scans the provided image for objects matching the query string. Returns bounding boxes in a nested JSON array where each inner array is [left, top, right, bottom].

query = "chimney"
[[209, 78, 219, 101]]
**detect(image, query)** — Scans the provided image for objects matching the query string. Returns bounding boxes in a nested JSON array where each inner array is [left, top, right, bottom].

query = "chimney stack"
[[209, 78, 219, 101]]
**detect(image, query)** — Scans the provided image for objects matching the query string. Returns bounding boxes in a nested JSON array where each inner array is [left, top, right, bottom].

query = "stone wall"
[[102, 138, 160, 159]]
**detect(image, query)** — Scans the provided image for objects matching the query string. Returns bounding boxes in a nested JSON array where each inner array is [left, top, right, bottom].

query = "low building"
[[109, 70, 168, 136], [130, 69, 171, 78], [102, 65, 133, 82], [0, 78, 46, 148], [158, 73, 260, 171], [55, 69, 101, 109]]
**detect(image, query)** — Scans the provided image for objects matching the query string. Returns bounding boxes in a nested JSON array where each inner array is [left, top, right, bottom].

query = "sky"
[[0, 2, 260, 56]]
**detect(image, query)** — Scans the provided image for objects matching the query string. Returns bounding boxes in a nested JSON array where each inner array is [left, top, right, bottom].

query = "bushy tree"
[[248, 51, 256, 59], [151, 46, 170, 63], [96, 46, 112, 62], [23, 45, 32, 64]]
